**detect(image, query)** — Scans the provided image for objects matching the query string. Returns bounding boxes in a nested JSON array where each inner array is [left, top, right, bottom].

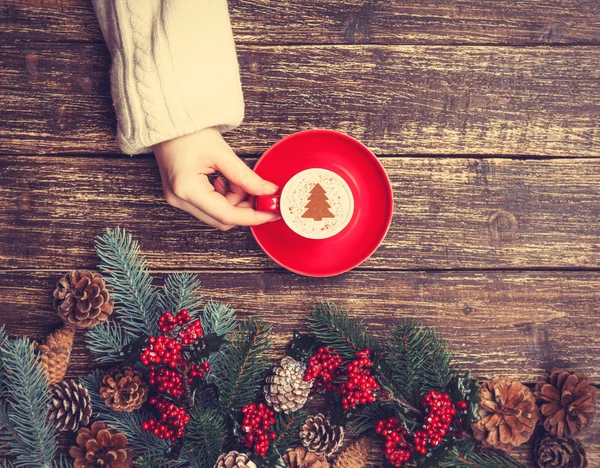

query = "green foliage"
[[287, 331, 318, 363], [212, 319, 272, 413], [272, 409, 308, 454], [307, 303, 378, 362], [348, 401, 405, 438], [202, 301, 237, 338], [81, 370, 171, 459], [183, 408, 227, 468], [440, 439, 526, 468], [449, 371, 481, 429], [85, 321, 132, 364], [0, 337, 57, 467], [95, 227, 161, 338], [160, 273, 204, 317], [380, 321, 454, 406]]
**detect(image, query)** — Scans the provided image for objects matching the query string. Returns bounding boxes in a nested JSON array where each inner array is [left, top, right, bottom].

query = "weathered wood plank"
[[1, 156, 600, 270], [2, 43, 600, 156], [1, 269, 599, 466], [2, 0, 600, 45]]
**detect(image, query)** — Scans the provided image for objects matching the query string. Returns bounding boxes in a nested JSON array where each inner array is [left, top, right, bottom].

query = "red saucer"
[[250, 129, 393, 276]]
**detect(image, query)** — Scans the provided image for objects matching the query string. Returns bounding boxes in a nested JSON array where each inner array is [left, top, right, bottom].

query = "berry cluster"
[[178, 319, 203, 345], [339, 350, 379, 410], [140, 335, 183, 368], [141, 310, 209, 440], [142, 396, 190, 442], [149, 367, 185, 398], [418, 390, 457, 449], [158, 310, 191, 333], [240, 403, 276, 457], [188, 362, 211, 381], [304, 347, 342, 392], [376, 417, 412, 467]]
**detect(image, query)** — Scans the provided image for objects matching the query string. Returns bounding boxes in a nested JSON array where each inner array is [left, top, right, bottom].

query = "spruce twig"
[[440, 439, 526, 467], [272, 409, 308, 454], [183, 408, 227, 468], [159, 273, 204, 317], [307, 303, 378, 361], [0, 337, 57, 467], [95, 227, 161, 338], [212, 318, 272, 412], [380, 321, 454, 406], [84, 321, 132, 364]]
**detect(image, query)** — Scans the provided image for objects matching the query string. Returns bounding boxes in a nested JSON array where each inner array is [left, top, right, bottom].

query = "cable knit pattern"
[[92, 0, 244, 155]]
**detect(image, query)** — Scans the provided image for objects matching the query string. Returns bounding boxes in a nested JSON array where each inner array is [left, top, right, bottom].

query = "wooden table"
[[1, 1, 600, 465]]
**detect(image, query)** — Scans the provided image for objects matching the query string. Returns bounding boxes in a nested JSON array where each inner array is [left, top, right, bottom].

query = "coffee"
[[280, 168, 354, 239]]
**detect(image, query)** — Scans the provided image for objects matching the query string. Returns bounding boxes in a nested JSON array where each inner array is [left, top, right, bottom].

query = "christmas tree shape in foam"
[[301, 183, 335, 221]]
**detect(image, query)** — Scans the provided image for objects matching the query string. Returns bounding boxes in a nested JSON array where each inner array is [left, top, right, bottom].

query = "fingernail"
[[268, 215, 282, 223], [262, 181, 279, 194]]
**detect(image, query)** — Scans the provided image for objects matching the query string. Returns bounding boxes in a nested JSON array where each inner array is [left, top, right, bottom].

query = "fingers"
[[166, 192, 235, 231], [173, 176, 280, 227], [214, 145, 279, 196]]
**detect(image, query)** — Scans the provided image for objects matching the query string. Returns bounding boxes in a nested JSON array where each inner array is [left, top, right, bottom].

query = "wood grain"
[[2, 0, 600, 45], [1, 156, 600, 270], [2, 43, 600, 156], [1, 269, 599, 465]]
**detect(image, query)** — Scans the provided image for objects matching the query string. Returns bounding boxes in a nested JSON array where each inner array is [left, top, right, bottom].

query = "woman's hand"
[[154, 128, 279, 231]]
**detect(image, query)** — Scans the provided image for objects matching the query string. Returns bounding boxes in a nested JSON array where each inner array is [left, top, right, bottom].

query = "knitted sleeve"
[[92, 0, 244, 155]]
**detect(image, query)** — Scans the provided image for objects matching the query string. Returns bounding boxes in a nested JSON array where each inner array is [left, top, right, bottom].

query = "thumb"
[[216, 147, 278, 196]]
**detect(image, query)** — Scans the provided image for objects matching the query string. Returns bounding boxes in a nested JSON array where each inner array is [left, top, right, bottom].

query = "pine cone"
[[332, 437, 370, 468], [53, 270, 114, 329], [100, 366, 148, 412], [535, 435, 587, 468], [264, 356, 313, 413], [535, 368, 597, 438], [48, 379, 92, 432], [300, 413, 344, 457], [283, 447, 330, 468], [69, 421, 132, 468], [472, 379, 538, 451], [38, 324, 75, 385], [214, 451, 257, 468]]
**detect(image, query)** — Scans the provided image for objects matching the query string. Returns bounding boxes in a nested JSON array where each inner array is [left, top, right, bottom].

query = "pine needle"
[[85, 321, 132, 364], [202, 301, 237, 338], [381, 321, 454, 405], [307, 303, 378, 362], [272, 410, 308, 454], [212, 318, 272, 412], [159, 273, 204, 317], [95, 227, 160, 338], [183, 408, 227, 468], [441, 439, 526, 468], [0, 337, 57, 467]]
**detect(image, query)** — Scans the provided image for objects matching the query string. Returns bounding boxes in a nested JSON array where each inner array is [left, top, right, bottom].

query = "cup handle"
[[255, 195, 281, 213]]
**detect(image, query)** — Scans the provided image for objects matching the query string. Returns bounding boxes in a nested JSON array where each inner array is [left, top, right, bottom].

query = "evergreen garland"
[[307, 303, 378, 361], [0, 337, 57, 467], [441, 439, 526, 468], [212, 318, 272, 413]]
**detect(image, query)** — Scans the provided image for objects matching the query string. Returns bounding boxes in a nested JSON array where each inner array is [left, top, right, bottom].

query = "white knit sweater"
[[92, 0, 244, 155]]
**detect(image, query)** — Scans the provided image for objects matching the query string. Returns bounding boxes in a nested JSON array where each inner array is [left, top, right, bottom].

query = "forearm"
[[92, 0, 244, 155]]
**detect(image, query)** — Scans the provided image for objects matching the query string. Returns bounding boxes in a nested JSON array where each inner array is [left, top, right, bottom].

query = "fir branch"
[[213, 319, 272, 413], [272, 410, 308, 454], [85, 321, 132, 364], [307, 303, 378, 361], [0, 337, 57, 467], [348, 401, 405, 438], [159, 273, 204, 317], [441, 439, 526, 468], [183, 408, 227, 468], [381, 322, 454, 406], [202, 301, 237, 338], [81, 370, 171, 458], [95, 227, 160, 338], [52, 455, 75, 468]]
